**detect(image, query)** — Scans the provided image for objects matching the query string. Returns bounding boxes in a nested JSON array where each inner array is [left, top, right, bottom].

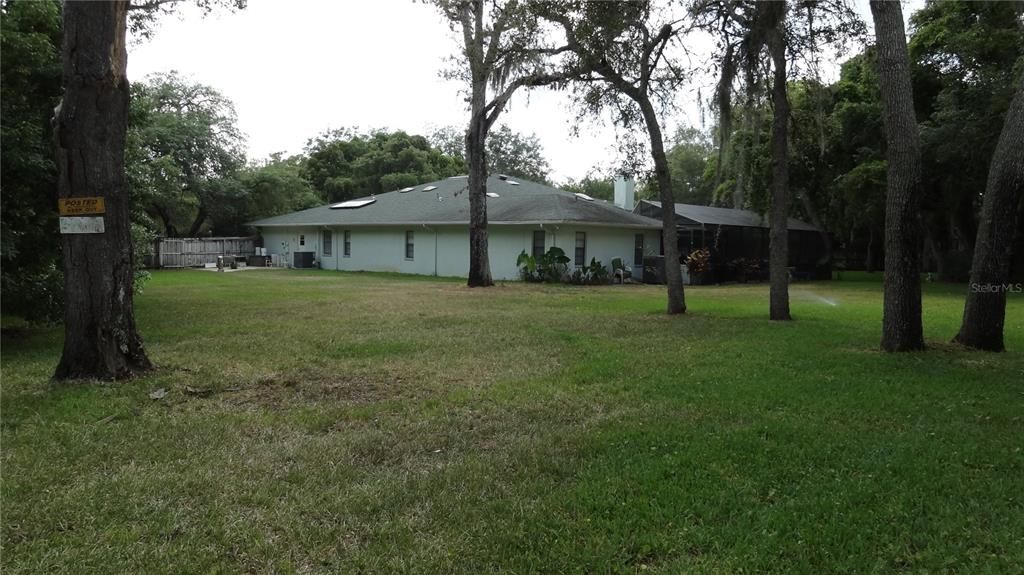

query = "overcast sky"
[[127, 0, 924, 183]]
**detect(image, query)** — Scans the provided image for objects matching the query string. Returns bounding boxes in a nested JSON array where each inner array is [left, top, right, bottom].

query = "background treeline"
[[668, 1, 1024, 280], [2, 0, 1022, 321]]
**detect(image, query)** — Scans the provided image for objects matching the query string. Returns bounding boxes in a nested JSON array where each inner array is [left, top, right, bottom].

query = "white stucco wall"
[[257, 224, 660, 281], [260, 226, 320, 267]]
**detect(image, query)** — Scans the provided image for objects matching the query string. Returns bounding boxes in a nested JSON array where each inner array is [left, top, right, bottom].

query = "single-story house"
[[634, 200, 831, 281], [249, 175, 663, 281]]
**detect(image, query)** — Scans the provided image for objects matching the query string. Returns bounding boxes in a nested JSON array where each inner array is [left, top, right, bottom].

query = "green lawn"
[[2, 270, 1022, 574]]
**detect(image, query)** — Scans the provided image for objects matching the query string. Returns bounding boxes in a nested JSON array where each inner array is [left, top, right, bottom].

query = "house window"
[[634, 233, 644, 266], [343, 230, 351, 257], [322, 230, 332, 256], [405, 230, 414, 260], [299, 234, 305, 246], [575, 232, 586, 266], [532, 230, 545, 259]]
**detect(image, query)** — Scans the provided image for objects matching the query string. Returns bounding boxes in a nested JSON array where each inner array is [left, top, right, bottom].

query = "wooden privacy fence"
[[151, 236, 256, 268]]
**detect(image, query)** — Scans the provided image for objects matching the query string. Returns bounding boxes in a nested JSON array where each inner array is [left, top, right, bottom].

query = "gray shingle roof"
[[639, 200, 820, 232], [249, 176, 662, 229]]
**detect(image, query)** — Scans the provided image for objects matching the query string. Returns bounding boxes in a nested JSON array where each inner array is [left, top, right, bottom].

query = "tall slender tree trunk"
[[954, 79, 1024, 351], [466, 77, 493, 287], [768, 27, 792, 321], [53, 0, 152, 380], [871, 0, 925, 351], [639, 97, 686, 314]]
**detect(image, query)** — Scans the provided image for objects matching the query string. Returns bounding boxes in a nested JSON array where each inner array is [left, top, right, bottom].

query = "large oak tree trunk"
[[768, 28, 792, 321], [187, 205, 207, 237], [954, 79, 1024, 351], [466, 77, 493, 288], [155, 205, 178, 237], [53, 0, 152, 380], [870, 0, 925, 352], [639, 97, 686, 314]]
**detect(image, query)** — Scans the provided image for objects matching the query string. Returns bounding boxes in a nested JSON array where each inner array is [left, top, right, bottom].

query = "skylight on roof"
[[330, 198, 376, 209], [422, 185, 437, 192], [508, 180, 520, 185], [574, 193, 595, 201], [486, 192, 499, 198], [399, 187, 415, 193]]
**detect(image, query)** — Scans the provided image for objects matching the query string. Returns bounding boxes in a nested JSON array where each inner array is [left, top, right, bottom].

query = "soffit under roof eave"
[[253, 220, 661, 229]]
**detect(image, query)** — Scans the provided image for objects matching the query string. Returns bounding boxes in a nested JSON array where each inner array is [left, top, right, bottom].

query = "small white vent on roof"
[[330, 198, 377, 209], [486, 192, 499, 198], [449, 175, 468, 179], [574, 193, 595, 201], [399, 186, 416, 193], [422, 185, 437, 192], [508, 180, 520, 185]]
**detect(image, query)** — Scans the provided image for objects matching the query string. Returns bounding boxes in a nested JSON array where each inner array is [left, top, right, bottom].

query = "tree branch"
[[128, 0, 180, 11], [483, 69, 573, 131], [482, 3, 512, 69]]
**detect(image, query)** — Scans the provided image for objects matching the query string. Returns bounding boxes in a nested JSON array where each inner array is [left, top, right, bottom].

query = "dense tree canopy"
[[665, 127, 716, 206], [129, 72, 246, 237], [430, 123, 552, 183], [237, 154, 320, 225], [698, 0, 1024, 281], [303, 128, 463, 203], [910, 0, 1024, 279], [484, 125, 551, 182], [0, 0, 63, 320], [561, 171, 615, 201]]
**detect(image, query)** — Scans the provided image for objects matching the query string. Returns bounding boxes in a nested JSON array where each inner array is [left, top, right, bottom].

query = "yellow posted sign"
[[58, 197, 105, 216]]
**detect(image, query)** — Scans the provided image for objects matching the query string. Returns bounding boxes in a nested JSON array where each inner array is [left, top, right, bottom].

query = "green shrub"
[[568, 257, 611, 285], [0, 263, 64, 324], [516, 250, 541, 282], [131, 222, 155, 295], [516, 246, 572, 283], [538, 246, 570, 283]]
